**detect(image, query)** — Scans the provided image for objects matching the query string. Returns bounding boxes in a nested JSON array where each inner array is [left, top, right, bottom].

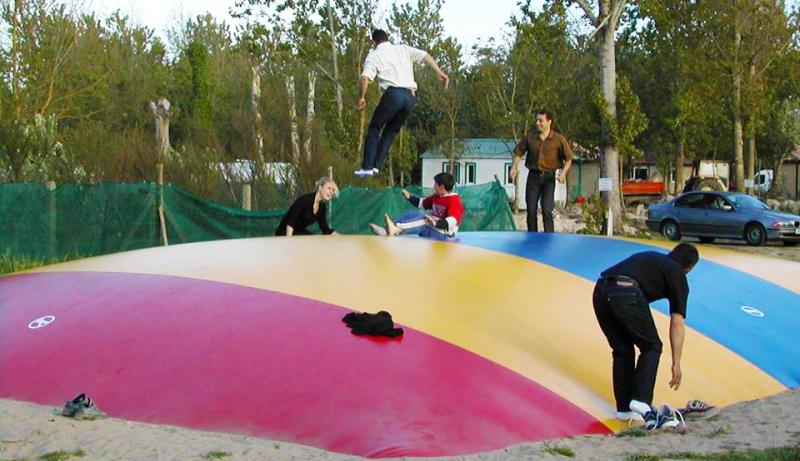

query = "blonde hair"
[[315, 176, 339, 199]]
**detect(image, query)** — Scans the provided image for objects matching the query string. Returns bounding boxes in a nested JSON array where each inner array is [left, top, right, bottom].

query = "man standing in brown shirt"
[[509, 110, 573, 232]]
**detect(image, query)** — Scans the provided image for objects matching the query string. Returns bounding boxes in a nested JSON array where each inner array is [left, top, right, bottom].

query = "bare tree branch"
[[611, 0, 627, 27], [573, 0, 599, 26]]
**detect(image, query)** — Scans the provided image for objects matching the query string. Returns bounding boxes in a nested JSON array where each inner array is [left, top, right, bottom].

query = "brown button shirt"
[[513, 130, 573, 173]]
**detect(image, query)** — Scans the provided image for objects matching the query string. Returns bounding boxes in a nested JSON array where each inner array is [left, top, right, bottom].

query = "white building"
[[420, 139, 526, 200]]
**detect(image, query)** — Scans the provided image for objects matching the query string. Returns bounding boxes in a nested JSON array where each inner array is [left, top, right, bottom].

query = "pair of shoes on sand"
[[627, 400, 687, 432], [369, 214, 400, 237], [61, 393, 107, 420]]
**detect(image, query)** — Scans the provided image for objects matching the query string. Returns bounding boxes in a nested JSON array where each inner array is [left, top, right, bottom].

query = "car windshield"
[[727, 194, 769, 210]]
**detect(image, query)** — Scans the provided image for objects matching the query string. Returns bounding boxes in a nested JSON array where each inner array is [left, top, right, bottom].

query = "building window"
[[631, 166, 648, 181], [465, 162, 477, 184], [442, 161, 461, 183], [504, 163, 514, 184]]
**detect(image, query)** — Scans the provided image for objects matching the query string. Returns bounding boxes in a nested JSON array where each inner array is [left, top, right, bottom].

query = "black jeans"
[[593, 278, 663, 412], [362, 87, 416, 171], [525, 169, 556, 232]]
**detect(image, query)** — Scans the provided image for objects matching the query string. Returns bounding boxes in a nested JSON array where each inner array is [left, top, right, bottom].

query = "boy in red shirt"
[[370, 172, 464, 240]]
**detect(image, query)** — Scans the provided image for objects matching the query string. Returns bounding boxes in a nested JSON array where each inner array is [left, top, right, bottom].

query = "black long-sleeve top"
[[601, 251, 689, 318], [275, 192, 334, 236]]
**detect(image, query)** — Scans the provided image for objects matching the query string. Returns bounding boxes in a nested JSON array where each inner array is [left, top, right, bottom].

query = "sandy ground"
[[1, 389, 799, 460]]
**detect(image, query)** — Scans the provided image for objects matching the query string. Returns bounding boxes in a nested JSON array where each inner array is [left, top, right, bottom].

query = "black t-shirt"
[[275, 192, 334, 236], [601, 251, 689, 318]]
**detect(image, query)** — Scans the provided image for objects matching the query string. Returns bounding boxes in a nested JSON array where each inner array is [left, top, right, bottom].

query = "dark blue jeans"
[[525, 169, 556, 232], [362, 87, 415, 171], [593, 279, 663, 412]]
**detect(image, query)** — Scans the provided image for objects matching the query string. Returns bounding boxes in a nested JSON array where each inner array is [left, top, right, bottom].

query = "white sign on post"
[[598, 177, 613, 192]]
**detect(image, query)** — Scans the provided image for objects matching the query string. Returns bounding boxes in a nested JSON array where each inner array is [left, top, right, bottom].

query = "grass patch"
[[202, 452, 230, 460], [39, 450, 84, 461], [621, 445, 800, 461], [625, 454, 660, 461], [616, 427, 649, 438], [541, 442, 575, 457], [0, 253, 80, 275]]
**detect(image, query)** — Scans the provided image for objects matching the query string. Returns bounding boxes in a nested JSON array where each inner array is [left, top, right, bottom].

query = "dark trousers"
[[593, 279, 662, 412], [525, 170, 556, 232], [362, 87, 416, 171]]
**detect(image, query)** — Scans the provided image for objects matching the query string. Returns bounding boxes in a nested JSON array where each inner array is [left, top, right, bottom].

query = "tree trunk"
[[285, 75, 301, 165], [732, 16, 745, 192], [770, 154, 786, 199], [251, 65, 264, 163], [674, 133, 685, 195], [304, 71, 317, 163], [747, 134, 756, 194], [150, 98, 171, 163], [746, 63, 756, 195], [599, 6, 623, 234], [326, 0, 343, 127]]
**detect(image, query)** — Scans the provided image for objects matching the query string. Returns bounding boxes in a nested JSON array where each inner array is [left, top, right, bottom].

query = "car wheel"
[[744, 223, 766, 246], [698, 237, 716, 244], [661, 220, 681, 241]]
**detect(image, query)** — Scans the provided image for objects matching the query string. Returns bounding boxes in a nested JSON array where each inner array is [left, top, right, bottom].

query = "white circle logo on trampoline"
[[740, 306, 765, 318], [28, 315, 56, 329]]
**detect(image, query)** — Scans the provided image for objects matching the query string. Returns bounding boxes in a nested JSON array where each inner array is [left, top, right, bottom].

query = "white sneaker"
[[354, 169, 374, 176], [615, 411, 644, 422], [372, 168, 379, 174]]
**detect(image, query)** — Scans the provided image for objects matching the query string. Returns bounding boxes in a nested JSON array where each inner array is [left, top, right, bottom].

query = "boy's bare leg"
[[384, 214, 401, 237], [369, 223, 387, 236]]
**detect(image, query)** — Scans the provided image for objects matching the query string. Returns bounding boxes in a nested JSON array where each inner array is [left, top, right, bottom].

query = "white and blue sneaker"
[[657, 404, 686, 432]]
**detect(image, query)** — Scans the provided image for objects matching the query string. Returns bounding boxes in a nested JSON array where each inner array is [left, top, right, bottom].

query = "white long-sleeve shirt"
[[361, 42, 428, 92]]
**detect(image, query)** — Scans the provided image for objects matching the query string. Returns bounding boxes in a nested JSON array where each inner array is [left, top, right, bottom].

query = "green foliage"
[[541, 442, 575, 457], [624, 455, 660, 461], [0, 0, 798, 210], [202, 452, 231, 460], [38, 450, 84, 461], [578, 194, 607, 235], [593, 76, 648, 163]]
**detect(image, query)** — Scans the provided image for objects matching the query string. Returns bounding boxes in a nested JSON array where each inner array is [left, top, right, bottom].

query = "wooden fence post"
[[46, 181, 56, 259], [157, 163, 168, 246], [242, 184, 252, 211]]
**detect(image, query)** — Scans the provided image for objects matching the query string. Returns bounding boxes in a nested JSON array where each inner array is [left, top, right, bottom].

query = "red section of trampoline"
[[0, 272, 608, 457]]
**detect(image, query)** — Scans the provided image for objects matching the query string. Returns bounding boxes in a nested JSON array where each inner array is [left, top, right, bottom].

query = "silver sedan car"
[[646, 191, 800, 246]]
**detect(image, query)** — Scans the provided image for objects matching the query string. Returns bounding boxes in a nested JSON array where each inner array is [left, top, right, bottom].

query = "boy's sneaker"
[[657, 404, 686, 432], [372, 168, 379, 175]]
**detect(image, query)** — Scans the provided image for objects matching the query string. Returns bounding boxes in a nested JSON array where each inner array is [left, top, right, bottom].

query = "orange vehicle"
[[622, 180, 665, 205]]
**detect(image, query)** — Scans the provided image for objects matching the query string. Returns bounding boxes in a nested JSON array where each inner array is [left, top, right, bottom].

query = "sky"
[[87, 0, 548, 53]]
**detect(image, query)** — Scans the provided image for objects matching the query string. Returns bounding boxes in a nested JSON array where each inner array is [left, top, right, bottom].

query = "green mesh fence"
[[0, 180, 515, 261]]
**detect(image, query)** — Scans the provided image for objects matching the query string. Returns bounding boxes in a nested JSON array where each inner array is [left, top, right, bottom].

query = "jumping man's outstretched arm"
[[358, 76, 371, 111], [668, 313, 685, 390], [422, 54, 449, 89]]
